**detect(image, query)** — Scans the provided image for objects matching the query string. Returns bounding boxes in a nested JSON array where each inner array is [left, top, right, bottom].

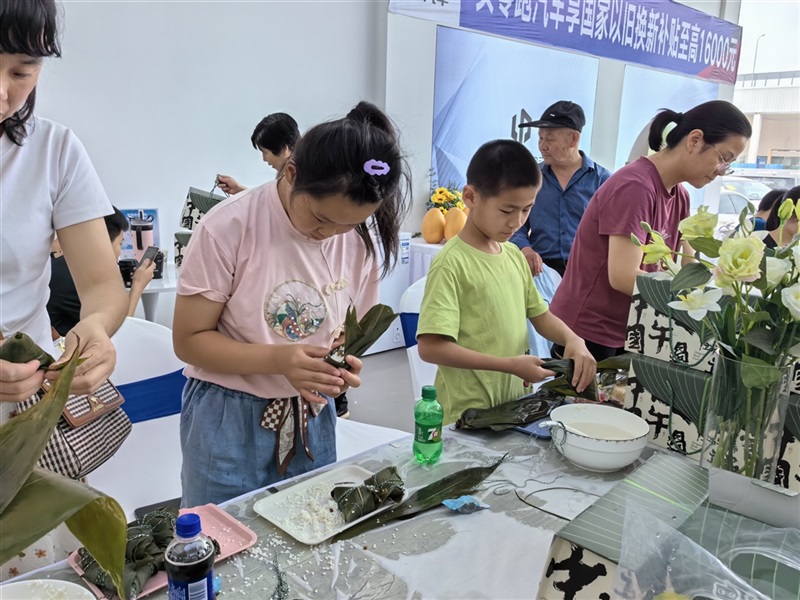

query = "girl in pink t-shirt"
[[173, 102, 410, 506]]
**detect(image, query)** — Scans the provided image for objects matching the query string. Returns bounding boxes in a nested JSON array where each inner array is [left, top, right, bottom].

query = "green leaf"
[[331, 456, 505, 542], [630, 233, 642, 247], [670, 262, 712, 292], [688, 237, 722, 259], [0, 468, 128, 598], [752, 252, 769, 292], [741, 311, 772, 327], [596, 353, 632, 372], [740, 354, 784, 389], [741, 328, 777, 356], [0, 341, 80, 512]]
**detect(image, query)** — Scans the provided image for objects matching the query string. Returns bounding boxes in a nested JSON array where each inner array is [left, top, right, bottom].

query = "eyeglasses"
[[711, 144, 734, 176]]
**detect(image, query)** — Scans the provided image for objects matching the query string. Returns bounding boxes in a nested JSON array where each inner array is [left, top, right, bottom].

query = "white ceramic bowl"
[[547, 404, 650, 472], [0, 579, 94, 599]]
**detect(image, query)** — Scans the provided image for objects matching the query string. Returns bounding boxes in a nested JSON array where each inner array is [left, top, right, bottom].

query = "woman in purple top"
[[550, 100, 752, 360]]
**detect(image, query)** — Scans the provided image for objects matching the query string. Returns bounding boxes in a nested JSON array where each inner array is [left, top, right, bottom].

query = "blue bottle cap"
[[175, 513, 202, 538]]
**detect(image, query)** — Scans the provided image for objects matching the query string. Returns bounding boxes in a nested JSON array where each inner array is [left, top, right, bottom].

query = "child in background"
[[417, 140, 595, 425], [173, 102, 410, 506]]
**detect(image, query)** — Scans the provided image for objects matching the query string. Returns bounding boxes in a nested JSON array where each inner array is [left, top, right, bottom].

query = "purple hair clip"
[[363, 159, 390, 176]]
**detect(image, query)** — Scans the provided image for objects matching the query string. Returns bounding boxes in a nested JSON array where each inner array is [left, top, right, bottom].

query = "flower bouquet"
[[634, 196, 800, 482]]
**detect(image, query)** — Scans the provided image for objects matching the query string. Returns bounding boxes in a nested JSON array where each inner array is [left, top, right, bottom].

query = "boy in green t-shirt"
[[417, 140, 596, 424]]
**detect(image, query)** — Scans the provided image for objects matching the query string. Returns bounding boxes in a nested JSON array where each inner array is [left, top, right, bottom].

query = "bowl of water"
[[545, 404, 650, 472]]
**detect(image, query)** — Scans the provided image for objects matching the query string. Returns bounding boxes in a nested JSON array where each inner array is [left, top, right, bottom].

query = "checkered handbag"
[[15, 380, 132, 479]]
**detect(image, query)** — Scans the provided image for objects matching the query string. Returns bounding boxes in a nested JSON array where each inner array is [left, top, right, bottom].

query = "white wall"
[[37, 0, 388, 325]]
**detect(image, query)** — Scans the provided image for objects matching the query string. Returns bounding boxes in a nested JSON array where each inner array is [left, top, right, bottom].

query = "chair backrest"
[[111, 317, 185, 385], [399, 276, 427, 348], [398, 276, 438, 394]]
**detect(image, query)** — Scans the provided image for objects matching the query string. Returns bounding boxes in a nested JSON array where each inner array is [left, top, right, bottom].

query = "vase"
[[701, 350, 791, 483]]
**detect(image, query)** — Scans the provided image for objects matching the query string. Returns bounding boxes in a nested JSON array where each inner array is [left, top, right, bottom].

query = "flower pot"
[[701, 350, 791, 483]]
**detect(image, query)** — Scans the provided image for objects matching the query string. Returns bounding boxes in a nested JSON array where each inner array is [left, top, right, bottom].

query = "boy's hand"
[[508, 355, 556, 385], [562, 337, 596, 392]]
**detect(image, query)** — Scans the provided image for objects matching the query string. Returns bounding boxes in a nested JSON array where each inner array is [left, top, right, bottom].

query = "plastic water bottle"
[[165, 513, 215, 600], [413, 385, 443, 464]]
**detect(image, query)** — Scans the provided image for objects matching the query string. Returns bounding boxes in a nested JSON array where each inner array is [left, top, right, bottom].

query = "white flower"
[[792, 246, 800, 269], [668, 288, 723, 321], [781, 283, 800, 321], [765, 257, 793, 290]]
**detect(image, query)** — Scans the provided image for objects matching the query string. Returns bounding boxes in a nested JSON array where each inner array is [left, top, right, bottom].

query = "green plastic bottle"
[[413, 385, 443, 464]]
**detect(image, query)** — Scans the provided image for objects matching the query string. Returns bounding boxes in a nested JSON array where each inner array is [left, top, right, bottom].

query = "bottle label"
[[168, 573, 214, 600], [414, 423, 442, 444]]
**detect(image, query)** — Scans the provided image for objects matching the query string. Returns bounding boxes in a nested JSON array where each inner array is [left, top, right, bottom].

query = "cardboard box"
[[623, 353, 800, 493], [625, 275, 800, 392], [537, 453, 800, 599]]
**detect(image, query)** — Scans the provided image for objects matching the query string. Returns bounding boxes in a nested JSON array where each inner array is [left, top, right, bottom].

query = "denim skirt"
[[180, 378, 337, 507]]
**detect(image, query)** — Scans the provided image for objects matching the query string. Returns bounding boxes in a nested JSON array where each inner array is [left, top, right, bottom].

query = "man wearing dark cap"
[[511, 101, 611, 277]]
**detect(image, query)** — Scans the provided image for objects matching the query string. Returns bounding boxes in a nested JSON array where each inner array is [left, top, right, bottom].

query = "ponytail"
[[648, 100, 751, 153], [290, 102, 411, 277]]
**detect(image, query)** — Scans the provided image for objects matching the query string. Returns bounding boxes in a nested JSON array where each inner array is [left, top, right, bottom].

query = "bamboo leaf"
[[0, 467, 128, 598], [455, 392, 552, 430], [741, 311, 772, 327], [740, 355, 783, 389], [632, 354, 710, 426], [0, 341, 80, 512], [689, 237, 722, 259], [331, 457, 505, 542], [596, 353, 632, 372], [670, 262, 712, 292]]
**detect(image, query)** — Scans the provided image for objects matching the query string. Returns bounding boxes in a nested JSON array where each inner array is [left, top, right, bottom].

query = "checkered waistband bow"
[[260, 396, 325, 475]]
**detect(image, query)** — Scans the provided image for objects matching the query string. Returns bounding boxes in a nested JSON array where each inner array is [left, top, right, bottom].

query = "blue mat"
[[118, 369, 186, 423]]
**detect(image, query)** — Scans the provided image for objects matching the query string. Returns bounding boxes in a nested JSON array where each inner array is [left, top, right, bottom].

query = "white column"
[[746, 113, 763, 164]]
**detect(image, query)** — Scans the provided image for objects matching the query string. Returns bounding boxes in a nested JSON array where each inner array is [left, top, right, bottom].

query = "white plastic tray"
[[253, 465, 400, 545]]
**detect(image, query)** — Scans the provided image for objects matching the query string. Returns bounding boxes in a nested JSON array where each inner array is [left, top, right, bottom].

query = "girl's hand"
[[45, 318, 117, 395], [337, 354, 363, 392], [508, 355, 556, 386], [562, 338, 597, 393], [0, 359, 45, 402], [276, 344, 345, 402]]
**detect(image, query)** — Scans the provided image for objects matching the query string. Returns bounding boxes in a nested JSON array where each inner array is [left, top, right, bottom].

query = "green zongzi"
[[456, 391, 558, 431], [325, 304, 398, 368], [331, 466, 404, 523]]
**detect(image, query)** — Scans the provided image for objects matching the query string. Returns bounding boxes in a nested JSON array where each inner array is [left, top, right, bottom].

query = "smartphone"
[[138, 245, 159, 269]]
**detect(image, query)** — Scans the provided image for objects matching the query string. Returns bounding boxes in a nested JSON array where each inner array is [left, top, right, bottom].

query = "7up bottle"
[[413, 385, 443, 464]]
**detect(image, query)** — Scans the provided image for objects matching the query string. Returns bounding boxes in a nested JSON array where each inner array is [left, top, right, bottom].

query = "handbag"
[[15, 380, 132, 479]]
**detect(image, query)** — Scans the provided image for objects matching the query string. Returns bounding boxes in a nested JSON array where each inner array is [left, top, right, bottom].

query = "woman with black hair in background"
[[550, 100, 752, 360]]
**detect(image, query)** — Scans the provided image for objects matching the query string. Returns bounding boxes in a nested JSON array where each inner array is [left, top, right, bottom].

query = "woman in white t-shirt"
[[0, 0, 128, 412]]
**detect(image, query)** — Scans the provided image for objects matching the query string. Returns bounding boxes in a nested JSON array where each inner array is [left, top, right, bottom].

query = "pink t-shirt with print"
[[550, 156, 690, 348], [177, 180, 380, 398]]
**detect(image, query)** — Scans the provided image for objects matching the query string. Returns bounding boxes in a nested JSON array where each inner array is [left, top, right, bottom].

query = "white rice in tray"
[[273, 482, 346, 541]]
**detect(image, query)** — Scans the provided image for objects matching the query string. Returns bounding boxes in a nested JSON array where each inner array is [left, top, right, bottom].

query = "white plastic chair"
[[399, 276, 438, 395], [87, 317, 186, 519]]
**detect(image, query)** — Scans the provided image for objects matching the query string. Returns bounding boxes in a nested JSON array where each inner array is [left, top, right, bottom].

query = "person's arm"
[[216, 175, 246, 195], [529, 311, 596, 391], [172, 293, 348, 403], [607, 235, 646, 296], [46, 218, 128, 394], [127, 258, 156, 316], [680, 239, 696, 266], [417, 334, 555, 384], [510, 222, 543, 276]]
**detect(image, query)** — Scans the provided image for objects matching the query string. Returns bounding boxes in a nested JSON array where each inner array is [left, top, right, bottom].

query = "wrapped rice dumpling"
[[0, 332, 55, 369], [325, 304, 398, 369], [455, 390, 558, 431], [539, 354, 632, 403], [331, 466, 404, 523], [79, 507, 180, 599]]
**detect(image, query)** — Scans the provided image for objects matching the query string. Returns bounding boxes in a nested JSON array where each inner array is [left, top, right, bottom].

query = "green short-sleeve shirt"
[[417, 237, 549, 424]]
